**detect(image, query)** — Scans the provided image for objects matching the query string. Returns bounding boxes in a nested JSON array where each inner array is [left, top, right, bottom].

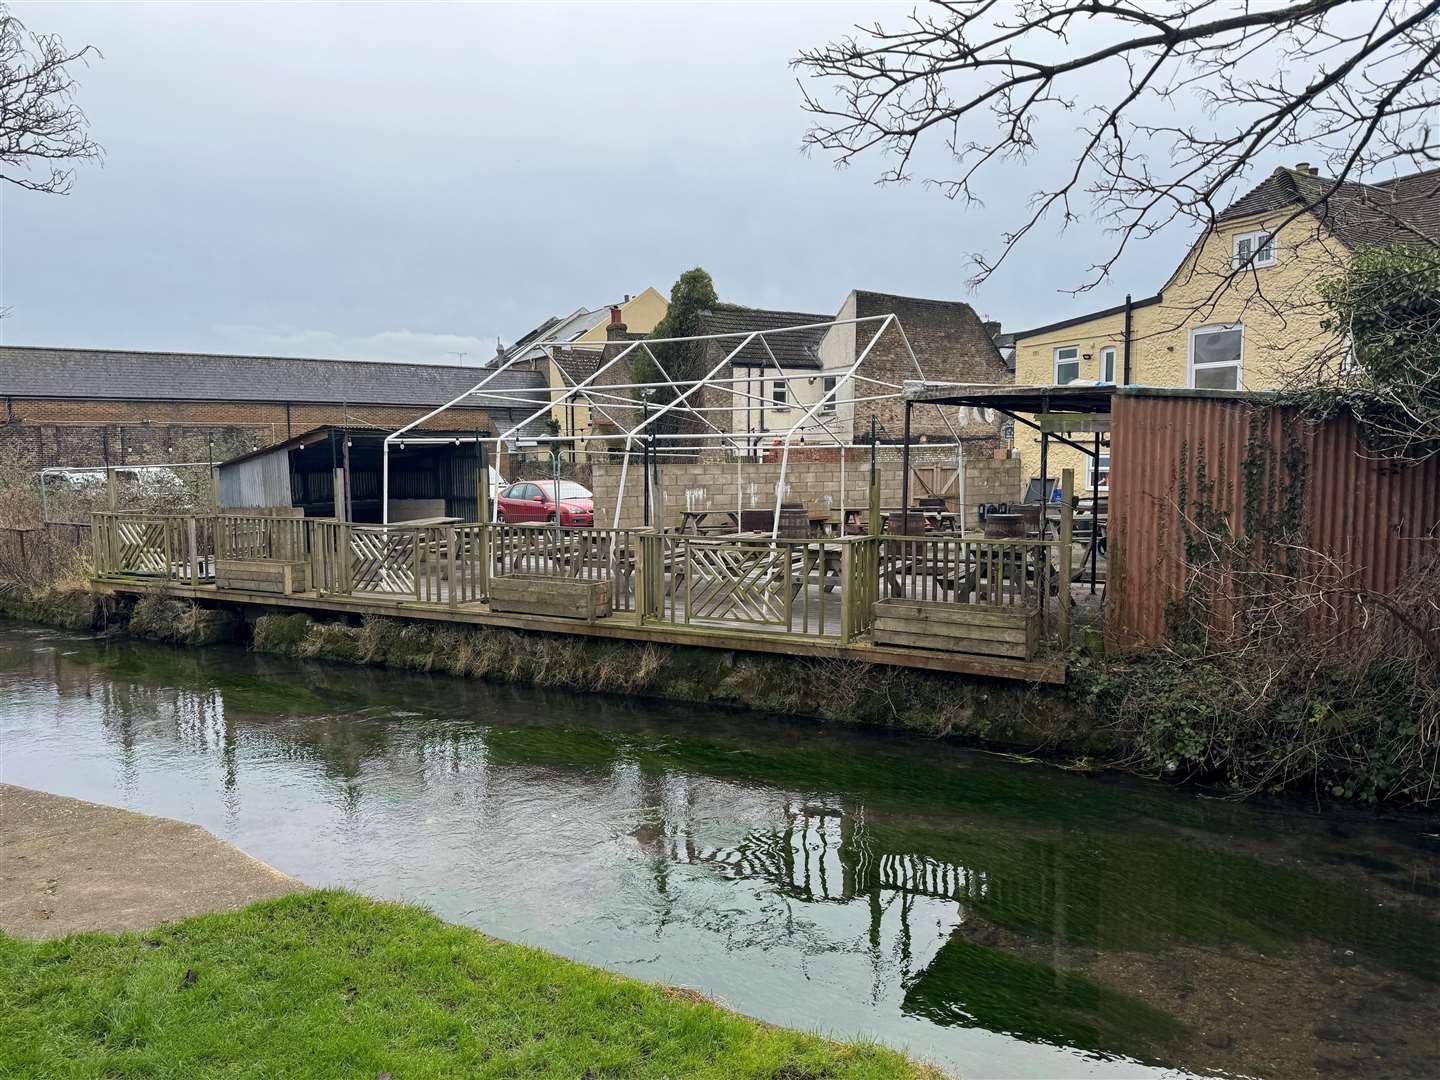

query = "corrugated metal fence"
[[1107, 393, 1440, 650]]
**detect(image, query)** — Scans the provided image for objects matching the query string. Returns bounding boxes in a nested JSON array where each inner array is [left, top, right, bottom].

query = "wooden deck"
[[89, 512, 1074, 684]]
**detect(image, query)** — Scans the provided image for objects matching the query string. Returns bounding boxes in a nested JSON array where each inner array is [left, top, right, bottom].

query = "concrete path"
[[0, 784, 302, 941]]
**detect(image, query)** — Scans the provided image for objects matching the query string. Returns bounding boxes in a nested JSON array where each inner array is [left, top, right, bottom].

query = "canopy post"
[[900, 401, 913, 534]]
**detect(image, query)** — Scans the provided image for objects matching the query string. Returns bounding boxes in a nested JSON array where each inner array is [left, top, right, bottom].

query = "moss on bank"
[[249, 611, 1098, 750], [127, 594, 242, 646], [0, 580, 104, 631]]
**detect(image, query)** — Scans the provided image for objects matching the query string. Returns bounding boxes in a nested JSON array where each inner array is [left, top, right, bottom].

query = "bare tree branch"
[[794, 1, 1440, 292], [0, 3, 100, 195]]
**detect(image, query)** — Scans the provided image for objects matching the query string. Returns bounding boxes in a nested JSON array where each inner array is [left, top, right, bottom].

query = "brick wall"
[[590, 447, 1020, 529], [851, 291, 1013, 441], [1, 399, 499, 469]]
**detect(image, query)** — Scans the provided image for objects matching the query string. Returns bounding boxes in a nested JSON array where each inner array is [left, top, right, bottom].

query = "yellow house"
[[1011, 162, 1440, 495], [498, 287, 668, 441]]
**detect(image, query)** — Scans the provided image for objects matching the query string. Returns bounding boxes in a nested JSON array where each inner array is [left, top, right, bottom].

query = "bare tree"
[[0, 3, 99, 194], [794, 1, 1440, 292]]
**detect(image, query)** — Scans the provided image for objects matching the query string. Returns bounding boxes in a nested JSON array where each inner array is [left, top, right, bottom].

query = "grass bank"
[[0, 890, 940, 1080]]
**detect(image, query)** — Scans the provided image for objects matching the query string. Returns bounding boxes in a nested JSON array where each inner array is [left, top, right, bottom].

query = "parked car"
[[495, 480, 594, 526]]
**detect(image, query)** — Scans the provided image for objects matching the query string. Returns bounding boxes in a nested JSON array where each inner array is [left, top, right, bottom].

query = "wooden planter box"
[[488, 574, 611, 622], [216, 558, 310, 595], [872, 598, 1040, 659]]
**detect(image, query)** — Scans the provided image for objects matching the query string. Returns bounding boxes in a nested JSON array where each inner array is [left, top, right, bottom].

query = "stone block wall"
[[590, 446, 1021, 530]]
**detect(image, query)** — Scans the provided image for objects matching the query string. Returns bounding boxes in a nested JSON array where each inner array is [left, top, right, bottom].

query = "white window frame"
[[1088, 450, 1111, 491], [1054, 345, 1080, 385], [1188, 323, 1244, 390], [771, 379, 788, 410], [1099, 346, 1117, 385], [1232, 230, 1276, 269], [820, 375, 837, 413]]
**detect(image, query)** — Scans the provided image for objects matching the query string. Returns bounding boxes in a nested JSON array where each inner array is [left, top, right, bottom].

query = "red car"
[[495, 480, 594, 526]]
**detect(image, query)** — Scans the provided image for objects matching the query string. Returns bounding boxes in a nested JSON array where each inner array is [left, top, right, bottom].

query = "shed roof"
[[906, 381, 1277, 414]]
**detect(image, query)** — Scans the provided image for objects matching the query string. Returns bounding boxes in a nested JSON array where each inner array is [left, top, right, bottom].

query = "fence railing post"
[[446, 526, 458, 609], [1059, 468, 1074, 648], [187, 517, 199, 586]]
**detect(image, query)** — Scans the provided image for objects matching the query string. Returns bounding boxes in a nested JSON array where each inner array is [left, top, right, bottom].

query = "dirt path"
[[0, 784, 302, 940]]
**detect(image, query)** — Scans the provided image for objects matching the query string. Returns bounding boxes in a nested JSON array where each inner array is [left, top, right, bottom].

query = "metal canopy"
[[905, 382, 1118, 415]]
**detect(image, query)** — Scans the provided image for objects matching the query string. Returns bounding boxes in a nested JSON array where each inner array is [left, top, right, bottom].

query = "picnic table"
[[679, 509, 739, 535]]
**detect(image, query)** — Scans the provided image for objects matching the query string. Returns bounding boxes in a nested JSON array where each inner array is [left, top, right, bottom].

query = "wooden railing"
[[840, 536, 882, 641], [637, 533, 851, 638], [215, 513, 305, 562], [91, 512, 1073, 648], [490, 524, 641, 612], [92, 512, 214, 587]]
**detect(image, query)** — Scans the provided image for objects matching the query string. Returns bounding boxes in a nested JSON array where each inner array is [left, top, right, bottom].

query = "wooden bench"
[[488, 573, 612, 621], [871, 598, 1039, 660], [215, 558, 310, 595]]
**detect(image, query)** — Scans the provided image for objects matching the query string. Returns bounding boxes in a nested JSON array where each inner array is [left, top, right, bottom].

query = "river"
[[2, 622, 1436, 1079]]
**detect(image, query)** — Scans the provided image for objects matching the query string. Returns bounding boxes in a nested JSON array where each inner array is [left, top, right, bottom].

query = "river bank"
[[0, 785, 936, 1079]]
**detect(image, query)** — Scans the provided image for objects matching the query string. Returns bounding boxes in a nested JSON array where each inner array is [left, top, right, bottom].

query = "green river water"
[[1, 622, 1436, 1079]]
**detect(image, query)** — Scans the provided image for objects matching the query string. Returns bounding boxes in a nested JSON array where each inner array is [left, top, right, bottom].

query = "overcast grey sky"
[[3, 1, 1269, 365]]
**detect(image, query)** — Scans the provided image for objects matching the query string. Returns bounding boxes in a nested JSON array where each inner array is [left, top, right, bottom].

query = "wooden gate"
[[908, 465, 960, 510]]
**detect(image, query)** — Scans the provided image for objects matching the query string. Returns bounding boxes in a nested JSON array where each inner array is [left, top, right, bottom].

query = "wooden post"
[[840, 541, 854, 643], [187, 517, 199, 586], [1058, 467, 1074, 649], [106, 467, 118, 512], [412, 527, 422, 601], [477, 524, 491, 600], [339, 522, 353, 594], [636, 532, 649, 624], [446, 526, 458, 609]]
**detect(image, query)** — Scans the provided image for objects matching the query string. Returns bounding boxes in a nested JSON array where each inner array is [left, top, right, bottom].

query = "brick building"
[[0, 345, 545, 470]]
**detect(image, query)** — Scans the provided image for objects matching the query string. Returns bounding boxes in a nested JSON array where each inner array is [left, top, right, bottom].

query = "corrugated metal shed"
[[218, 447, 292, 508], [1107, 393, 1440, 649]]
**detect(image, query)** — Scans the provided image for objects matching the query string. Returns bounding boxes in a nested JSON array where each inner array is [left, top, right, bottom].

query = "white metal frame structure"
[[383, 314, 979, 536]]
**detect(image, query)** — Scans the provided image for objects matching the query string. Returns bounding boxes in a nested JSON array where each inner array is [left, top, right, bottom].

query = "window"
[[772, 380, 788, 408], [1189, 324, 1243, 389], [820, 375, 837, 413], [1088, 451, 1111, 491], [1232, 230, 1276, 269], [1099, 346, 1117, 384], [1054, 345, 1080, 384]]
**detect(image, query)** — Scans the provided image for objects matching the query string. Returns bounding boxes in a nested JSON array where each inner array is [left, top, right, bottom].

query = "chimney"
[[609, 305, 622, 325], [1295, 161, 1317, 176], [606, 320, 629, 341], [983, 319, 1002, 339]]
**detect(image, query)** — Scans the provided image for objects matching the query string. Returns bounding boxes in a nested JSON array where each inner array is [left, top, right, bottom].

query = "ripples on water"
[[2, 623, 1437, 1079]]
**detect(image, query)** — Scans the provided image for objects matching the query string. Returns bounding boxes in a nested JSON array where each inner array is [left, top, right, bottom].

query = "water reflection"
[[4, 625, 1438, 1080]]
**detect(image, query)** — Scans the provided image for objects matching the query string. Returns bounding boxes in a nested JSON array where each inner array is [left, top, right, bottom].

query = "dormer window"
[[1233, 230, 1275, 269]]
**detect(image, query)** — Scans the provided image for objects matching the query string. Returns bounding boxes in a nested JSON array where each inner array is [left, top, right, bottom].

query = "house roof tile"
[[1218, 166, 1440, 249], [695, 306, 832, 368], [0, 345, 547, 434]]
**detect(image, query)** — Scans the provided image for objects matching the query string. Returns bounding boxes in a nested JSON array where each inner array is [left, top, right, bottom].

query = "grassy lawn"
[[0, 890, 942, 1079]]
